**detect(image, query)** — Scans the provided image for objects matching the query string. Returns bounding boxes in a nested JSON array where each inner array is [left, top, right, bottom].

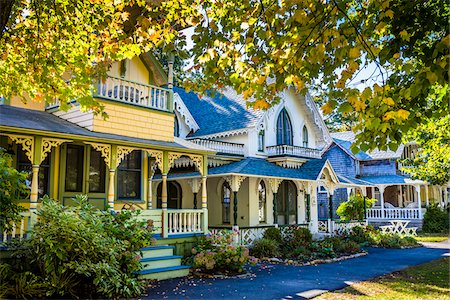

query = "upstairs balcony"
[[47, 76, 172, 113], [266, 144, 321, 159], [189, 138, 245, 156]]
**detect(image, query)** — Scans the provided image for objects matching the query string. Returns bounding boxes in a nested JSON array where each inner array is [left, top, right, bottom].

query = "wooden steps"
[[138, 245, 189, 280]]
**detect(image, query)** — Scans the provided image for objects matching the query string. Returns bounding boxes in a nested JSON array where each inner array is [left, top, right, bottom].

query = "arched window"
[[157, 181, 182, 209], [276, 108, 293, 145], [302, 125, 309, 148], [222, 182, 231, 224], [174, 115, 180, 137], [258, 130, 265, 152], [258, 181, 266, 223]]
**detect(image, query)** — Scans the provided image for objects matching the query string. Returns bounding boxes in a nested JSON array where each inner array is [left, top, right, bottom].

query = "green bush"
[[422, 204, 449, 233], [192, 231, 256, 274], [292, 227, 312, 247], [0, 150, 28, 233], [320, 237, 361, 255], [287, 246, 312, 261], [263, 227, 283, 244], [250, 238, 279, 258], [2, 196, 154, 299], [336, 194, 376, 221]]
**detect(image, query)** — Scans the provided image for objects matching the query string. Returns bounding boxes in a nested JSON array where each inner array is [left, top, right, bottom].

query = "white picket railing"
[[189, 139, 245, 156], [167, 209, 204, 234], [266, 145, 321, 159], [367, 208, 421, 220], [95, 76, 170, 111], [333, 220, 368, 235], [1, 212, 31, 243]]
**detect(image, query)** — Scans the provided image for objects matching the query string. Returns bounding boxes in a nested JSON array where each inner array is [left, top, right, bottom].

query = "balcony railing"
[[189, 138, 245, 156], [46, 76, 172, 112], [367, 208, 423, 220], [266, 144, 321, 159]]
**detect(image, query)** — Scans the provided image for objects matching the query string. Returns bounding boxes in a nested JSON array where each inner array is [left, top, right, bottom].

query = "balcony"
[[266, 144, 321, 159], [47, 76, 172, 112], [189, 138, 245, 156]]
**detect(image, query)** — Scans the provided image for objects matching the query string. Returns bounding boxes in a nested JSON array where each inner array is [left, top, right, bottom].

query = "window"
[[318, 186, 328, 194], [302, 125, 309, 148], [65, 145, 84, 192], [118, 150, 141, 200], [174, 115, 180, 137], [17, 145, 50, 197], [157, 181, 182, 209], [258, 130, 265, 152], [258, 181, 266, 223], [222, 182, 231, 224], [276, 108, 293, 145], [88, 148, 106, 193]]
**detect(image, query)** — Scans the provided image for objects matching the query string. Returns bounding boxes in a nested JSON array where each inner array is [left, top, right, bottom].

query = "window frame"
[[222, 181, 231, 224], [276, 108, 293, 146], [258, 180, 267, 223], [258, 130, 265, 152], [88, 147, 106, 193], [64, 144, 85, 193], [302, 125, 309, 148], [17, 145, 51, 198], [117, 150, 142, 200]]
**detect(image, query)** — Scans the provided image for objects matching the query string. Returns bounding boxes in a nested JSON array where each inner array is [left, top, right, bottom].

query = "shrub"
[[422, 204, 449, 233], [2, 196, 154, 299], [320, 237, 361, 255], [192, 231, 255, 274], [250, 238, 279, 258], [336, 194, 376, 221], [263, 227, 283, 244], [0, 150, 28, 233], [292, 227, 312, 247]]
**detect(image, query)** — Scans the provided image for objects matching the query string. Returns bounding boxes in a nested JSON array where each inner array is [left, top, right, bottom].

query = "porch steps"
[[138, 245, 189, 280]]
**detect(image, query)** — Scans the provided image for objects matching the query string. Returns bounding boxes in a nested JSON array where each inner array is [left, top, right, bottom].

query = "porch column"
[[415, 185, 422, 219], [305, 193, 311, 223], [425, 186, 429, 207], [161, 174, 168, 209], [108, 170, 116, 210], [30, 165, 40, 211], [233, 191, 238, 226], [147, 176, 153, 209], [379, 186, 385, 219], [201, 176, 207, 209], [268, 179, 282, 226], [225, 176, 245, 229]]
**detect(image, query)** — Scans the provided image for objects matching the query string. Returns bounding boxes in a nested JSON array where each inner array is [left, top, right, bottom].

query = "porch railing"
[[1, 212, 32, 243], [318, 219, 368, 234], [167, 209, 204, 234], [189, 138, 245, 156], [46, 76, 172, 112], [266, 145, 321, 159], [367, 208, 421, 220]]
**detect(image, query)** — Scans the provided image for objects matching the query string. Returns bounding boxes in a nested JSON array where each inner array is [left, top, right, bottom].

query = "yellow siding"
[[9, 95, 45, 111], [93, 101, 174, 142], [109, 57, 151, 85]]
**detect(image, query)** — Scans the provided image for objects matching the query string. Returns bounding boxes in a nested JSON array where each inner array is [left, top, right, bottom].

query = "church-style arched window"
[[258, 180, 266, 223], [222, 182, 231, 224], [302, 125, 309, 148], [276, 108, 293, 145], [174, 115, 180, 137]]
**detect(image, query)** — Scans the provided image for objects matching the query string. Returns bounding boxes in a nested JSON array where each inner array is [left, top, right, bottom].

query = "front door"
[[277, 180, 297, 225], [60, 144, 108, 209]]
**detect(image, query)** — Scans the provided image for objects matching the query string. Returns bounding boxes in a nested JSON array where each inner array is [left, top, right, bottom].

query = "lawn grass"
[[415, 233, 449, 243], [316, 257, 450, 300]]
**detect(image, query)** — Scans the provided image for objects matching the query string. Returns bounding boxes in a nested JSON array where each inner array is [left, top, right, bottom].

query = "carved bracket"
[[85, 142, 111, 168], [168, 152, 183, 172], [117, 146, 135, 166], [8, 135, 34, 163], [42, 138, 71, 164], [268, 178, 283, 193], [145, 150, 163, 171], [225, 175, 246, 192], [187, 154, 204, 176], [188, 178, 202, 193]]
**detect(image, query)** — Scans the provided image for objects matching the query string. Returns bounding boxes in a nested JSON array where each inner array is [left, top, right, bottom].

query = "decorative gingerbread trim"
[[268, 178, 283, 193], [224, 175, 246, 192], [41, 138, 71, 164], [8, 135, 34, 163], [145, 150, 163, 171], [85, 142, 111, 168], [117, 146, 135, 166]]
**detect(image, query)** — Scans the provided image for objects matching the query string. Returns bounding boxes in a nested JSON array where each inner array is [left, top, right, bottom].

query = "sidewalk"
[[145, 245, 449, 300]]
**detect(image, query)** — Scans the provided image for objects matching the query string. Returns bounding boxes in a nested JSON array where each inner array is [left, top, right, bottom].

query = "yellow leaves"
[[375, 22, 387, 35], [382, 97, 395, 106], [383, 109, 410, 121], [242, 88, 254, 100], [336, 78, 346, 89], [426, 71, 438, 84], [285, 75, 304, 90], [393, 53, 400, 59], [400, 30, 410, 41], [385, 10, 394, 19], [254, 99, 270, 110], [348, 94, 366, 112], [349, 47, 360, 59], [398, 109, 410, 120], [322, 102, 334, 114]]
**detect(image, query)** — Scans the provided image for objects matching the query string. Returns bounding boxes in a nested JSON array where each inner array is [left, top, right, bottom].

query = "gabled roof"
[[208, 157, 330, 181], [337, 174, 373, 186], [174, 87, 263, 138], [331, 131, 404, 160]]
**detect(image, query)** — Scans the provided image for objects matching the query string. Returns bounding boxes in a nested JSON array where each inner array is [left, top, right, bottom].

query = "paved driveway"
[[146, 245, 449, 300]]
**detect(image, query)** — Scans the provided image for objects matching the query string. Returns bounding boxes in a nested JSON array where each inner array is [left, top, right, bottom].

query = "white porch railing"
[[1, 212, 31, 243], [367, 208, 421, 220], [189, 139, 245, 156], [167, 209, 204, 234], [266, 145, 321, 159], [318, 220, 367, 234]]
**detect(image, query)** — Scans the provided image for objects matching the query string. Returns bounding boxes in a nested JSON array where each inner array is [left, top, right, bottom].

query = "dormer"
[[46, 53, 176, 142]]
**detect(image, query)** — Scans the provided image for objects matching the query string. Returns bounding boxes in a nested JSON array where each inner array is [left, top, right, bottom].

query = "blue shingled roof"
[[337, 174, 373, 186], [333, 138, 372, 160], [174, 87, 263, 137], [359, 175, 413, 185], [208, 157, 328, 181]]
